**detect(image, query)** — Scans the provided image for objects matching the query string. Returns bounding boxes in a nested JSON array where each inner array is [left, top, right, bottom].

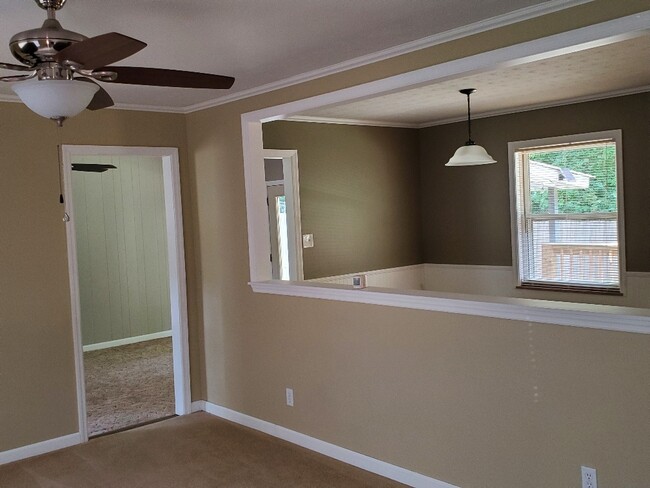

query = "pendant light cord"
[[466, 91, 474, 145]]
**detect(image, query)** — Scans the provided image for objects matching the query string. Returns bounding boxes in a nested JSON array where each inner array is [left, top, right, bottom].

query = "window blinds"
[[513, 138, 621, 292]]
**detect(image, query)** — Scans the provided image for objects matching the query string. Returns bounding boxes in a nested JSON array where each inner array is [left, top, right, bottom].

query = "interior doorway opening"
[[62, 145, 190, 440], [263, 150, 304, 281]]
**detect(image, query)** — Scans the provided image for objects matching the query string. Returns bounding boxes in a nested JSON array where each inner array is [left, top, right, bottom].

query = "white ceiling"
[[295, 34, 650, 126], [0, 0, 579, 110]]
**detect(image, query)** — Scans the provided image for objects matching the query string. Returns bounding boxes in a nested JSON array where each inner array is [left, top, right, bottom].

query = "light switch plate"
[[302, 234, 314, 248]]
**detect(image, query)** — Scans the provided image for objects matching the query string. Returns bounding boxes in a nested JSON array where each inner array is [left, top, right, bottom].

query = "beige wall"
[[2, 1, 649, 487], [186, 2, 650, 487], [420, 92, 650, 271], [0, 103, 201, 451], [263, 121, 422, 279], [72, 155, 171, 346]]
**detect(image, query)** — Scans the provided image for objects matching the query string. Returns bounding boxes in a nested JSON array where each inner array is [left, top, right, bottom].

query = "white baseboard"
[[82, 330, 172, 352], [0, 433, 82, 466], [191, 401, 458, 488]]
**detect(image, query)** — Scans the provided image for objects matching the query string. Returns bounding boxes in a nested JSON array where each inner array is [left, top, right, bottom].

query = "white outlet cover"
[[285, 388, 294, 407], [302, 234, 314, 248], [581, 466, 597, 488]]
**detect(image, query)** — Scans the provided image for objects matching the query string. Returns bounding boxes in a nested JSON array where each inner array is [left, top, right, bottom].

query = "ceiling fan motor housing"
[[35, 0, 67, 10], [10, 20, 86, 66]]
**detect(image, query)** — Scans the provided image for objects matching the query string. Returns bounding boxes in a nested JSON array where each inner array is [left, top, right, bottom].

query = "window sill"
[[249, 280, 650, 335], [517, 283, 623, 296]]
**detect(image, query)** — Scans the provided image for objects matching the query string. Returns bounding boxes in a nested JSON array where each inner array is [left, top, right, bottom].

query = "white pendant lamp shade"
[[446, 88, 496, 167], [12, 79, 98, 120], [446, 143, 496, 166]]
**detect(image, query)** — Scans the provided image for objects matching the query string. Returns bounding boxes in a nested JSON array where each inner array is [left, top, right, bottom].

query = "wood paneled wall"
[[71, 155, 171, 346]]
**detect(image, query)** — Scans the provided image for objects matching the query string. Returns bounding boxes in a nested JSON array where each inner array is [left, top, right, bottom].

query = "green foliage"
[[529, 145, 617, 214]]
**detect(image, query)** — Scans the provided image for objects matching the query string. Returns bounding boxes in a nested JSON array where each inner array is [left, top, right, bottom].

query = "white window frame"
[[508, 130, 626, 294]]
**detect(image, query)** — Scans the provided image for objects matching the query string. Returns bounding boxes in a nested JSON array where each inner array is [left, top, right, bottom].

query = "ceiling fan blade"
[[76, 78, 115, 110], [55, 33, 147, 70], [98, 66, 235, 89], [0, 61, 34, 71], [72, 163, 117, 173]]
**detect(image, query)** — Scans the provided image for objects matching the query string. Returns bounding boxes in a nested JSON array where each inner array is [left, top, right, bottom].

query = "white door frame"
[[61, 145, 191, 442], [264, 149, 304, 281]]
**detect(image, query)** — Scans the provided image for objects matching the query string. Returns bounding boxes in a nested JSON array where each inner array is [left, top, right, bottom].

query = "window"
[[509, 130, 624, 293]]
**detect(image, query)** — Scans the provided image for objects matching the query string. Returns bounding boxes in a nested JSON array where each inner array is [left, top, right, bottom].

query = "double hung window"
[[509, 130, 624, 293]]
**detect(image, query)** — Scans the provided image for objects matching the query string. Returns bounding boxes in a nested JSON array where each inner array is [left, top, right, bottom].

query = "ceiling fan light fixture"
[[446, 88, 496, 167], [12, 79, 98, 121]]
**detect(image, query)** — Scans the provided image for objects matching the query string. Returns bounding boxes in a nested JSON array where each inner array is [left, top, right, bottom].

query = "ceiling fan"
[[0, 0, 235, 125]]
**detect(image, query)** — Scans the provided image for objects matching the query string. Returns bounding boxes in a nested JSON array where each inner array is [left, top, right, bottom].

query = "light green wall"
[[72, 155, 171, 346]]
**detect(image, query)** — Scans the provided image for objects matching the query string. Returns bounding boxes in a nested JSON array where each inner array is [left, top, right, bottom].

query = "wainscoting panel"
[[309, 264, 424, 290]]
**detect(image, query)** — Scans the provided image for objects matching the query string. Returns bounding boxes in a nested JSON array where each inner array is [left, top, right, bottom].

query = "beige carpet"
[[0, 412, 406, 487], [84, 337, 175, 436]]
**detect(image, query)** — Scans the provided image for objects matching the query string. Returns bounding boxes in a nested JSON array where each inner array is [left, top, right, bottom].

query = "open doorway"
[[62, 146, 190, 440], [263, 150, 304, 281]]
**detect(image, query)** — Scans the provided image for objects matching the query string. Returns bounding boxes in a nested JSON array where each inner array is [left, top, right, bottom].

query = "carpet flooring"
[[84, 337, 175, 436], [0, 412, 406, 487]]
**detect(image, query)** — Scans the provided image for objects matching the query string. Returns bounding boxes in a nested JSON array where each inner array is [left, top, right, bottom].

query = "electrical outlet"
[[285, 388, 294, 407], [581, 466, 597, 488]]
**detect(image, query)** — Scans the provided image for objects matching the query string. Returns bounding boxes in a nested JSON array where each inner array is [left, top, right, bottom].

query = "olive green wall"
[[263, 121, 422, 279], [263, 93, 650, 277], [2, 1, 650, 487], [0, 103, 203, 452], [420, 92, 650, 271]]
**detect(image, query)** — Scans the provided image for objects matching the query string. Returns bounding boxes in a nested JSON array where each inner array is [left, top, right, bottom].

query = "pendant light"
[[446, 88, 496, 167]]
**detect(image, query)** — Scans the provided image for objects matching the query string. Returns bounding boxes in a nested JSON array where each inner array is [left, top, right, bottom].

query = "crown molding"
[[0, 94, 20, 104], [0, 93, 186, 113], [417, 84, 650, 128], [110, 102, 185, 114], [284, 115, 419, 129], [0, 0, 625, 116], [281, 85, 650, 130], [183, 0, 594, 114]]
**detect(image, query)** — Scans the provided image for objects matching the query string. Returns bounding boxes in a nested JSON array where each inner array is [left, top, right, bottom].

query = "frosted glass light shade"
[[446, 143, 496, 166], [12, 79, 99, 120]]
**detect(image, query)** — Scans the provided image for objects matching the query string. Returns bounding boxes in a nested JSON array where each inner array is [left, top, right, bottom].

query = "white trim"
[[265, 179, 285, 187], [161, 149, 193, 416], [0, 433, 82, 466], [281, 115, 419, 129], [627, 271, 650, 278], [240, 14, 650, 336], [82, 330, 172, 352], [507, 129, 626, 293], [185, 0, 593, 114], [418, 85, 650, 128], [288, 85, 650, 130], [242, 13, 650, 124], [264, 149, 304, 281], [0, 95, 20, 104], [190, 401, 459, 488], [61, 147, 89, 443], [61, 144, 192, 441], [250, 281, 650, 334], [0, 1, 632, 116]]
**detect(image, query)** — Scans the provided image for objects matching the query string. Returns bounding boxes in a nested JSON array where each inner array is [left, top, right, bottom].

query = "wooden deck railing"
[[541, 242, 618, 282]]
